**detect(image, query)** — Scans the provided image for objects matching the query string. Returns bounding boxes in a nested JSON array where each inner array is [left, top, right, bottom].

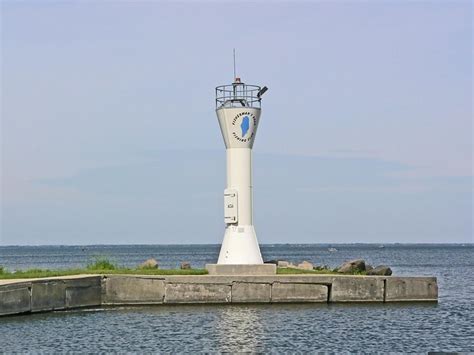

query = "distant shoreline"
[[1, 242, 472, 247]]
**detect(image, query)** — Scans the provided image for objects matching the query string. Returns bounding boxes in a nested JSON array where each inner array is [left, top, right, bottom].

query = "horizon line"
[[1, 242, 472, 247]]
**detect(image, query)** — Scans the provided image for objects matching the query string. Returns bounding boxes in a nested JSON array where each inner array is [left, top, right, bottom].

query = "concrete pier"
[[0, 274, 438, 316]]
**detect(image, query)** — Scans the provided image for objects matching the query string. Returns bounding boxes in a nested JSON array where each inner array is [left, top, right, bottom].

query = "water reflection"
[[216, 305, 264, 352]]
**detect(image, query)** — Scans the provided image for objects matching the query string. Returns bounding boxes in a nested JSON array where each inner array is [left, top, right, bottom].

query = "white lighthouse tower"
[[214, 76, 268, 265]]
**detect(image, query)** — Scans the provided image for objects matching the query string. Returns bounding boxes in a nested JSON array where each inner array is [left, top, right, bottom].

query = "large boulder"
[[367, 265, 392, 276], [140, 258, 159, 269], [337, 259, 366, 274], [180, 262, 191, 270], [297, 261, 314, 270], [277, 261, 290, 268]]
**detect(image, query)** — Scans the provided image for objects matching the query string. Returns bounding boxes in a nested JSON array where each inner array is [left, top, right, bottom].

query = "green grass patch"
[[87, 257, 117, 271], [0, 268, 208, 279], [0, 257, 208, 279]]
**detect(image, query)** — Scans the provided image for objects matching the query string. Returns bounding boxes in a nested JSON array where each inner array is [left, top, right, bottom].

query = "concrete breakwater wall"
[[0, 274, 438, 316]]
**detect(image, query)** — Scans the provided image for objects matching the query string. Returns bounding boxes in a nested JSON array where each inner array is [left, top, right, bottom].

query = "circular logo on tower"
[[231, 111, 257, 143]]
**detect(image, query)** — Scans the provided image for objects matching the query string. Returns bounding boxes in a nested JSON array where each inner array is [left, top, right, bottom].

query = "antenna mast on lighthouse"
[[233, 48, 236, 80]]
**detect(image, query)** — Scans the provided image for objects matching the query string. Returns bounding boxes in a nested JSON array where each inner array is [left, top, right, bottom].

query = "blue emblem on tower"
[[241, 116, 250, 137]]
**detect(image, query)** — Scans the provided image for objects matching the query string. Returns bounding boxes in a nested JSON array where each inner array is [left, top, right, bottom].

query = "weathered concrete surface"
[[0, 276, 104, 316], [330, 276, 385, 302], [103, 276, 165, 304], [206, 264, 276, 275], [272, 282, 328, 303], [164, 275, 233, 284], [0, 274, 438, 316], [31, 281, 65, 312], [232, 282, 271, 303], [0, 283, 31, 316], [161, 275, 333, 285], [385, 277, 438, 302], [64, 277, 101, 308], [165, 283, 231, 303]]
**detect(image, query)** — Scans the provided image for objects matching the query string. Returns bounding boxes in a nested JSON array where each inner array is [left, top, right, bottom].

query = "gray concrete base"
[[0, 276, 101, 316], [205, 264, 276, 275], [385, 277, 438, 302], [0, 274, 438, 316]]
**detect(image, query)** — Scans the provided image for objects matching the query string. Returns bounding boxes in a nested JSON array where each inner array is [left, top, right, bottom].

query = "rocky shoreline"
[[265, 259, 392, 276]]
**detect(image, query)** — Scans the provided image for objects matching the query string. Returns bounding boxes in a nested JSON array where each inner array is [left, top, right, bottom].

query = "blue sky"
[[1, 1, 472, 245]]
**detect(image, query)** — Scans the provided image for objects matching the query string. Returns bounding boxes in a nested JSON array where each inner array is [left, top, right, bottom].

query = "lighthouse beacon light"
[[215, 75, 268, 265]]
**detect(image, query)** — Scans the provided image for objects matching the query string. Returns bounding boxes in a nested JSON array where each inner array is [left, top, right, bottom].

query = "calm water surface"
[[1, 244, 473, 352]]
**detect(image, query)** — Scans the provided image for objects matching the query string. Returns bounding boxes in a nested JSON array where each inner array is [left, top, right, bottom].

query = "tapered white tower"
[[215, 78, 268, 264]]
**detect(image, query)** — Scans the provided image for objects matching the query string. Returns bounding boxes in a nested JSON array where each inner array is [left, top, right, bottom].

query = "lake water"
[[1, 244, 473, 352]]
